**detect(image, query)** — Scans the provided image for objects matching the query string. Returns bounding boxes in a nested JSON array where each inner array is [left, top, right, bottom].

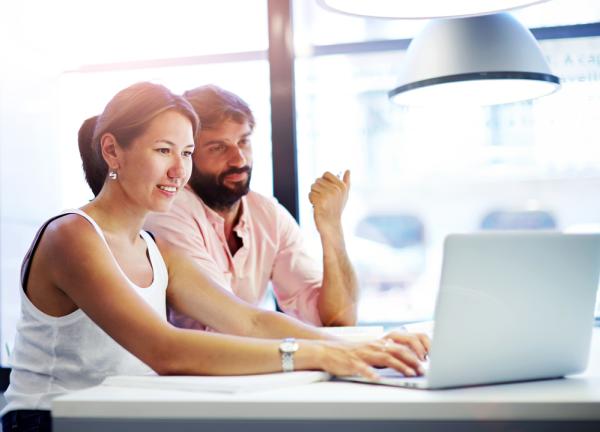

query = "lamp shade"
[[389, 13, 560, 106], [317, 0, 551, 20]]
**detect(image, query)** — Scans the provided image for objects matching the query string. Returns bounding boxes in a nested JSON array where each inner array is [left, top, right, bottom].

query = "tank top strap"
[[66, 208, 110, 244], [20, 209, 103, 290], [139, 230, 168, 284]]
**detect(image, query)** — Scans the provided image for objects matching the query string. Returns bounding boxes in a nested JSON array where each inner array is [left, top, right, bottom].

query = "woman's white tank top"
[[2, 209, 168, 413]]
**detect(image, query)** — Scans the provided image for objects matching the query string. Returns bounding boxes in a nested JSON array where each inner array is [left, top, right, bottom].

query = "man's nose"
[[228, 147, 247, 167]]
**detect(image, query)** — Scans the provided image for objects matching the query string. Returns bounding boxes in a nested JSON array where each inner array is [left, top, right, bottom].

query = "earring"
[[109, 170, 118, 180]]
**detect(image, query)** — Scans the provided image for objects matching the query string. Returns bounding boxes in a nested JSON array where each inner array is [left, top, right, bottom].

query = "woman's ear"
[[100, 133, 121, 171]]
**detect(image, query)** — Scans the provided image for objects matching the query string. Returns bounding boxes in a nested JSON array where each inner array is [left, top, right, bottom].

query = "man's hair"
[[183, 84, 255, 131]]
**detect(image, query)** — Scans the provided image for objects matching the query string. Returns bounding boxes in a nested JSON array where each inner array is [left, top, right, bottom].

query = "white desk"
[[52, 328, 600, 432]]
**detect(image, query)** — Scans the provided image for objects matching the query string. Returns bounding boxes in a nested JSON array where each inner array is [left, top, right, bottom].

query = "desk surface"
[[52, 328, 600, 431]]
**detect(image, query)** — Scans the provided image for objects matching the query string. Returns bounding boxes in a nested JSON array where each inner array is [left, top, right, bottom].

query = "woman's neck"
[[81, 186, 147, 244]]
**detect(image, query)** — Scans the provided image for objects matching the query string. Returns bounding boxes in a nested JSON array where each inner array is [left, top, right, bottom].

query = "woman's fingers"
[[353, 361, 381, 381], [417, 333, 432, 354], [384, 332, 430, 361], [319, 339, 427, 381], [386, 344, 426, 375], [358, 341, 425, 377], [367, 352, 420, 377]]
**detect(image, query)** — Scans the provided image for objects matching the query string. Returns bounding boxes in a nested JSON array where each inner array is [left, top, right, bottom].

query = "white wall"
[[0, 2, 68, 362]]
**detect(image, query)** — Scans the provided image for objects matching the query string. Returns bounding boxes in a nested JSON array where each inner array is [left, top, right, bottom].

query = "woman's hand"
[[382, 331, 431, 362], [301, 336, 427, 381]]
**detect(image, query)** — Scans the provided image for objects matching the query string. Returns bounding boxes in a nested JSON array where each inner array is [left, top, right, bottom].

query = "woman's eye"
[[182, 151, 193, 158], [157, 148, 170, 154]]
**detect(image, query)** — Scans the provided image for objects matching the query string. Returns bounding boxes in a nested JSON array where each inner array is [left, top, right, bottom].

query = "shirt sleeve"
[[270, 203, 324, 326], [144, 199, 228, 330]]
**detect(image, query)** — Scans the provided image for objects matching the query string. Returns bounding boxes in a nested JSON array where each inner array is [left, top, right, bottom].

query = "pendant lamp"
[[388, 13, 560, 106], [317, 0, 551, 20]]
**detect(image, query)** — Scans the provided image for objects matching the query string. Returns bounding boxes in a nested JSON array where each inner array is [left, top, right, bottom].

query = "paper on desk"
[[394, 320, 435, 338], [321, 323, 434, 341], [101, 371, 330, 394], [320, 325, 384, 342]]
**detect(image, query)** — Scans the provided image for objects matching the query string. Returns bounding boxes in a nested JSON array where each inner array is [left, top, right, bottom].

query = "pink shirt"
[[145, 186, 323, 329]]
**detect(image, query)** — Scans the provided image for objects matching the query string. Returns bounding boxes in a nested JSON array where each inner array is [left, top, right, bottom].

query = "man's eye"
[[210, 145, 225, 153]]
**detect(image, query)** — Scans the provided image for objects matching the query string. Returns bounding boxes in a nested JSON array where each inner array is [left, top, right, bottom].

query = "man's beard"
[[188, 166, 252, 211]]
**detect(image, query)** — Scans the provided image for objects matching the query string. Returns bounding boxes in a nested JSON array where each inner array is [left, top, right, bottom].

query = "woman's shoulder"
[[24, 212, 109, 290], [40, 212, 103, 256], [45, 212, 95, 237]]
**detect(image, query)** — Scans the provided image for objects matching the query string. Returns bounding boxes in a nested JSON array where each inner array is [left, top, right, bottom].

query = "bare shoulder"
[[27, 213, 111, 303], [41, 213, 105, 260]]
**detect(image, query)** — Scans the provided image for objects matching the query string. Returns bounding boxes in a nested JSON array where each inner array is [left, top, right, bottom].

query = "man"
[[145, 85, 358, 328]]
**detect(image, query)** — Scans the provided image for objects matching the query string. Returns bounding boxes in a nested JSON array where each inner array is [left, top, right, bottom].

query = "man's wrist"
[[316, 222, 344, 240]]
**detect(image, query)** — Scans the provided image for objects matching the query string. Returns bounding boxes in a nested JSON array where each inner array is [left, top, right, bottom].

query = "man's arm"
[[145, 193, 231, 329], [309, 170, 358, 326]]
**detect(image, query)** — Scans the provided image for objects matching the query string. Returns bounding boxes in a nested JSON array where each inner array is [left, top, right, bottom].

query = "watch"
[[278, 338, 299, 372]]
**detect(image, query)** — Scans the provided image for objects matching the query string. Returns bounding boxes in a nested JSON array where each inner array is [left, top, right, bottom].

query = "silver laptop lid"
[[426, 232, 600, 389]]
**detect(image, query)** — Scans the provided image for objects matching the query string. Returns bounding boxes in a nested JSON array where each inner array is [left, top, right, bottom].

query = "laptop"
[[343, 232, 600, 389]]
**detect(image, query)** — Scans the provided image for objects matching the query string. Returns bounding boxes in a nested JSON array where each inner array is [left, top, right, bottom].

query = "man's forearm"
[[317, 227, 359, 326], [250, 309, 337, 340]]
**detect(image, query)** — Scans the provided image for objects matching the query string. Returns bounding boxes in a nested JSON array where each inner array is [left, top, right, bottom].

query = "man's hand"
[[309, 170, 350, 236]]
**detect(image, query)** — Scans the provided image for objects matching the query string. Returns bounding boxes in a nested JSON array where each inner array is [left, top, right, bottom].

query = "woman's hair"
[[78, 82, 200, 196], [183, 84, 255, 131]]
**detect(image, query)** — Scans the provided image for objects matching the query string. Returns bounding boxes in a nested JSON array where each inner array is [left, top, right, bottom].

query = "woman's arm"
[[161, 239, 429, 373], [39, 216, 424, 378], [39, 216, 314, 375]]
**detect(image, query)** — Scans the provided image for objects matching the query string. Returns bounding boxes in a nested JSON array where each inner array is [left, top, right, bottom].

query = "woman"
[[1, 82, 428, 431]]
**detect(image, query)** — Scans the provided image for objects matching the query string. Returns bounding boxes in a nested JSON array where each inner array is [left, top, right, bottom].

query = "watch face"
[[280, 338, 299, 353], [280, 338, 298, 372]]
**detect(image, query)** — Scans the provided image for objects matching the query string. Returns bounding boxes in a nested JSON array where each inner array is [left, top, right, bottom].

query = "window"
[[293, 1, 600, 323]]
